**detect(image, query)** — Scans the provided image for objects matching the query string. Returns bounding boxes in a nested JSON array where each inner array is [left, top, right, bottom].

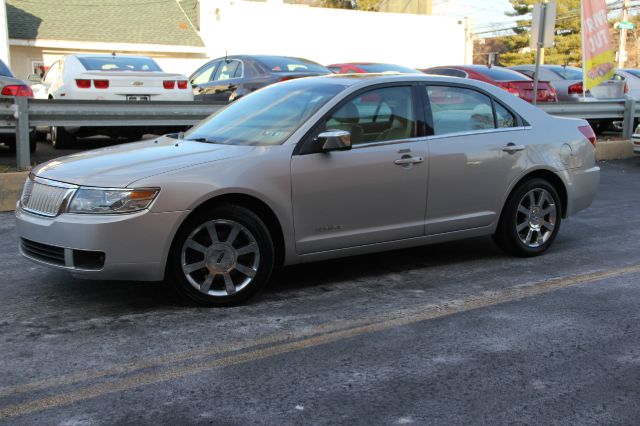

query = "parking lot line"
[[1, 263, 639, 419]]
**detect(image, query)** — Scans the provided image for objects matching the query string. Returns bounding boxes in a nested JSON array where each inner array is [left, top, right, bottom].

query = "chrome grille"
[[21, 176, 77, 217]]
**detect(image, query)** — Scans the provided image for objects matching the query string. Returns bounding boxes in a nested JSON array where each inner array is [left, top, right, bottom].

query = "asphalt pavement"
[[0, 159, 639, 425]]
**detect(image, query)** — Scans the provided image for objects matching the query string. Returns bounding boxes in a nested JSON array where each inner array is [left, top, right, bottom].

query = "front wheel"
[[168, 205, 274, 306], [493, 178, 562, 257]]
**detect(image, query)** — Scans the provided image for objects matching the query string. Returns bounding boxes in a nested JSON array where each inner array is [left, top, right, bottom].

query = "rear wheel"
[[168, 205, 274, 306], [51, 126, 76, 149], [493, 178, 562, 257]]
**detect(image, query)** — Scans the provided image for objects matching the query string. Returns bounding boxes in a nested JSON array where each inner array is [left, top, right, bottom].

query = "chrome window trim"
[[426, 126, 530, 141], [352, 136, 427, 149]]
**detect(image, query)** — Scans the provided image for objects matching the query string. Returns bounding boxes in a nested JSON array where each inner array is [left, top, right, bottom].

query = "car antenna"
[[225, 49, 229, 63]]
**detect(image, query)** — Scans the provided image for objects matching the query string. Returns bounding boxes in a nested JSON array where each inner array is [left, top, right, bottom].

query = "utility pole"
[[618, 0, 630, 68]]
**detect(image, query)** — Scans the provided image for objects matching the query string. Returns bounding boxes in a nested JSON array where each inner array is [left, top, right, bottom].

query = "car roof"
[[294, 73, 481, 87], [71, 54, 154, 59]]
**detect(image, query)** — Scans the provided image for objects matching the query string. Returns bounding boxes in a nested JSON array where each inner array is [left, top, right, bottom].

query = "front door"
[[291, 85, 429, 254]]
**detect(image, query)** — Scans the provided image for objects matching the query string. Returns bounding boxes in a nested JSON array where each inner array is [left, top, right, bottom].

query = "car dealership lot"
[[0, 158, 639, 424]]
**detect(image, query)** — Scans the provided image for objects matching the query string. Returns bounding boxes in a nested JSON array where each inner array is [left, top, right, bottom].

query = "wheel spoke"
[[183, 261, 205, 274], [185, 240, 207, 253], [518, 205, 530, 215], [235, 263, 256, 278], [536, 191, 546, 207], [223, 273, 236, 295], [542, 206, 555, 217], [227, 225, 241, 244], [200, 274, 214, 293], [516, 221, 529, 232], [525, 229, 533, 245], [542, 220, 554, 231], [236, 242, 258, 256], [206, 222, 219, 243], [528, 192, 536, 208]]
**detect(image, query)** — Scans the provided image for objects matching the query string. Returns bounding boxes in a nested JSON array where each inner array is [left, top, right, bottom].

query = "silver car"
[[15, 74, 600, 306]]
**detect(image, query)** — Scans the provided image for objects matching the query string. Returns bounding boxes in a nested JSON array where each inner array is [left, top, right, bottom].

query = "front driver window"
[[324, 86, 415, 145], [191, 62, 217, 85]]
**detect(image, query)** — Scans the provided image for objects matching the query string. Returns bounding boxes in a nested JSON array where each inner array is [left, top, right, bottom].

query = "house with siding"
[[5, 0, 207, 79]]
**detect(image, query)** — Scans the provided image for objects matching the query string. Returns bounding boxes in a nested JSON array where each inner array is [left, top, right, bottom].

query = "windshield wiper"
[[184, 137, 218, 144]]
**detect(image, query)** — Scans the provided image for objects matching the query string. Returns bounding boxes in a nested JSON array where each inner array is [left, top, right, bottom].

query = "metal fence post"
[[622, 97, 636, 139], [14, 97, 30, 170]]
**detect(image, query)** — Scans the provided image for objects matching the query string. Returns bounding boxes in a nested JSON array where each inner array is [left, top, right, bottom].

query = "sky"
[[432, 0, 630, 35]]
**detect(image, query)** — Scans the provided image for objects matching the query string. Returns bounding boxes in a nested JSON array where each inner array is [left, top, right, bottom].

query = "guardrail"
[[0, 97, 638, 169], [0, 98, 226, 169]]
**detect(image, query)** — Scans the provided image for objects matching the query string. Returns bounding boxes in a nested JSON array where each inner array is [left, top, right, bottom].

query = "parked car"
[[30, 54, 193, 149], [510, 64, 628, 132], [509, 65, 627, 101], [613, 69, 640, 100], [632, 123, 640, 155], [189, 55, 331, 103], [421, 65, 558, 103], [326, 62, 421, 74], [16, 74, 599, 306], [0, 58, 36, 153]]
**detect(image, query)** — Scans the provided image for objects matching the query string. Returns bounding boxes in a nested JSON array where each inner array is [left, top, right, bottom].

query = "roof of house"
[[6, 0, 204, 48]]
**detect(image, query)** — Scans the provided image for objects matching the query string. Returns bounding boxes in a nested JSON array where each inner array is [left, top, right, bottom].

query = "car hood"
[[33, 136, 255, 187]]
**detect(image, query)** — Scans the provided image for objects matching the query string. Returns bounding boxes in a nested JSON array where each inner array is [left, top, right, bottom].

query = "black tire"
[[167, 205, 274, 306], [29, 130, 37, 153], [493, 178, 562, 257], [51, 126, 76, 149], [35, 130, 47, 142]]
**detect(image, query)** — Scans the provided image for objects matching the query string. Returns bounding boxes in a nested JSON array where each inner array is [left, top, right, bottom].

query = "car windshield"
[[184, 80, 345, 146], [77, 56, 162, 72], [475, 67, 531, 81], [0, 59, 13, 77], [548, 66, 583, 80], [358, 64, 420, 74], [255, 56, 330, 73]]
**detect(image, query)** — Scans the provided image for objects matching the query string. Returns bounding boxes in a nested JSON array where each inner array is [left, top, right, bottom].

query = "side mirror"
[[317, 130, 352, 152], [27, 74, 42, 83]]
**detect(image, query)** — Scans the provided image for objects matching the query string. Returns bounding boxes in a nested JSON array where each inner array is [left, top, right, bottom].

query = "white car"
[[31, 54, 194, 148]]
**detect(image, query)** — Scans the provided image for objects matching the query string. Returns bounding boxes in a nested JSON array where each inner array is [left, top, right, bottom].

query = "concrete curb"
[[596, 139, 635, 161], [0, 171, 28, 212]]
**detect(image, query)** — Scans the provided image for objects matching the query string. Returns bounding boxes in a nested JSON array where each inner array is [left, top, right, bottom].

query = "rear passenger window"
[[495, 102, 516, 128], [426, 86, 494, 135]]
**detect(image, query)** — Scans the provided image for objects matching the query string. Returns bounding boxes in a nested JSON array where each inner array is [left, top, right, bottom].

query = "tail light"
[[548, 84, 558, 102], [498, 82, 521, 97], [177, 80, 188, 89], [75, 79, 91, 89], [93, 80, 109, 89], [624, 83, 629, 94], [568, 82, 583, 95], [163, 80, 175, 89], [1, 85, 33, 97], [279, 76, 293, 82], [578, 124, 597, 147]]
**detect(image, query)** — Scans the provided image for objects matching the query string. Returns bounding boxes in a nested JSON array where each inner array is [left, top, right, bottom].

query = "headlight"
[[67, 187, 159, 214]]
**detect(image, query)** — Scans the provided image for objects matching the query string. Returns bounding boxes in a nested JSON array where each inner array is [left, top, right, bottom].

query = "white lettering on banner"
[[585, 10, 607, 34], [588, 29, 609, 53]]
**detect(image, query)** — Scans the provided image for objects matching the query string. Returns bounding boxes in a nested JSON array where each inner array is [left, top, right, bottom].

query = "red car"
[[420, 65, 558, 103], [327, 62, 422, 74]]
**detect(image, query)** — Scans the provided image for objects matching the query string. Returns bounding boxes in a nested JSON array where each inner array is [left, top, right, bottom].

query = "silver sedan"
[[15, 74, 600, 306]]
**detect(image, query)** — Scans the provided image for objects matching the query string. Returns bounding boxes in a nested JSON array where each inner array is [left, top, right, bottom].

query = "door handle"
[[502, 143, 525, 153], [394, 156, 424, 165]]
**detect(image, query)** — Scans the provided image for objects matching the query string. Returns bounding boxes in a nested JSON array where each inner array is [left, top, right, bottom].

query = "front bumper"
[[15, 206, 189, 281]]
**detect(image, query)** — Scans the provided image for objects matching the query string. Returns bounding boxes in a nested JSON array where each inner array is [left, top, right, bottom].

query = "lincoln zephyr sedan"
[[16, 74, 600, 306]]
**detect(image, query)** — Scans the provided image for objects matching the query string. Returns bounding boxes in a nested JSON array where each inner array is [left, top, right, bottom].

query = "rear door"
[[422, 84, 528, 235]]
